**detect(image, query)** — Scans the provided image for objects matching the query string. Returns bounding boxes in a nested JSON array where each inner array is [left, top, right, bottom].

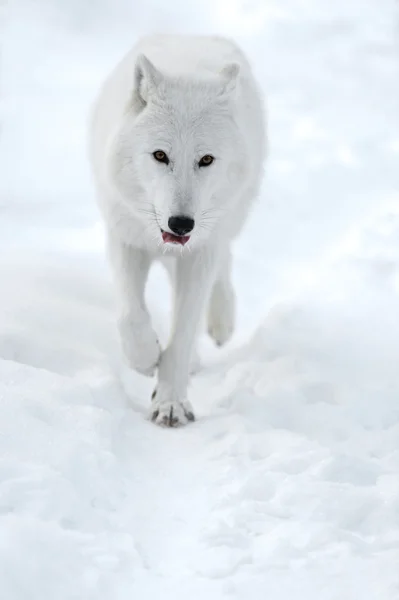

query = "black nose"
[[168, 215, 195, 236]]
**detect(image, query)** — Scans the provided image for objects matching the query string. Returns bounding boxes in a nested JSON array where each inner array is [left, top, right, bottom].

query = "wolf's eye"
[[153, 150, 169, 165], [199, 154, 214, 167]]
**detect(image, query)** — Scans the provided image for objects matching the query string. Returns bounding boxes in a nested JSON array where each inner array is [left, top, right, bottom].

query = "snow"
[[1, 0, 399, 598]]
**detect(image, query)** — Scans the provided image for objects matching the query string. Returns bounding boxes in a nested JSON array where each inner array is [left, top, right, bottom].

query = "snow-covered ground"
[[1, 1, 399, 598]]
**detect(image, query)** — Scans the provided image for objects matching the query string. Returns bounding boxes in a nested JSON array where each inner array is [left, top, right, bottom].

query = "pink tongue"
[[162, 231, 190, 246]]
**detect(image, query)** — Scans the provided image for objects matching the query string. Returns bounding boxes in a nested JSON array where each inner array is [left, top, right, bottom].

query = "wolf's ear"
[[218, 63, 240, 98], [134, 54, 163, 107]]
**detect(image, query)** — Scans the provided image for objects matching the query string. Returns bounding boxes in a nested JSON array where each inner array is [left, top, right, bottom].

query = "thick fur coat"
[[89, 34, 266, 425]]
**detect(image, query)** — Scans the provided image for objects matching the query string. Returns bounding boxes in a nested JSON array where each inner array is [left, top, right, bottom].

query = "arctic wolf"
[[89, 34, 266, 426]]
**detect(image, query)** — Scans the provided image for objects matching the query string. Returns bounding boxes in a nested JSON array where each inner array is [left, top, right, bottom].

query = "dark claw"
[[157, 406, 181, 428], [185, 411, 195, 422], [167, 406, 179, 427], [151, 388, 157, 400], [160, 417, 179, 427], [151, 409, 159, 422]]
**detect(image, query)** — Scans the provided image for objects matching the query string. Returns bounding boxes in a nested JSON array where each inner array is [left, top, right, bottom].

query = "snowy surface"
[[1, 1, 399, 598]]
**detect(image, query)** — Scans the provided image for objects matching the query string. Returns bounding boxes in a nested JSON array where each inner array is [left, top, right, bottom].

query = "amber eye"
[[153, 150, 169, 164], [199, 154, 214, 167]]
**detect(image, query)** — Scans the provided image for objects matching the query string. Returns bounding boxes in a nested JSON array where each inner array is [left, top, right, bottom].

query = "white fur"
[[89, 34, 266, 426]]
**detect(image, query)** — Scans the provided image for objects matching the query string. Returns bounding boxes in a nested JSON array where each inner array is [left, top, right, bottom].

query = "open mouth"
[[161, 230, 190, 246]]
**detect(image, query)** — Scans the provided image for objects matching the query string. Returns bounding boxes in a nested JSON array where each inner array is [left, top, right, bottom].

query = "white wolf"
[[89, 34, 266, 426]]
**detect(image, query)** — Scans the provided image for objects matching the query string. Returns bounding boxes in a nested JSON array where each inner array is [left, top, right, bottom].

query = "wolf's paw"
[[119, 317, 160, 377], [150, 386, 195, 427]]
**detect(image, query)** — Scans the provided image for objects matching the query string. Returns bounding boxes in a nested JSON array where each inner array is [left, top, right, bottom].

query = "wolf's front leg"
[[108, 233, 160, 376], [207, 247, 235, 346], [151, 247, 216, 426]]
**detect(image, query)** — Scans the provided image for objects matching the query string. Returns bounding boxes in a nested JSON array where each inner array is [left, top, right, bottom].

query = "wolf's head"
[[111, 54, 248, 249]]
